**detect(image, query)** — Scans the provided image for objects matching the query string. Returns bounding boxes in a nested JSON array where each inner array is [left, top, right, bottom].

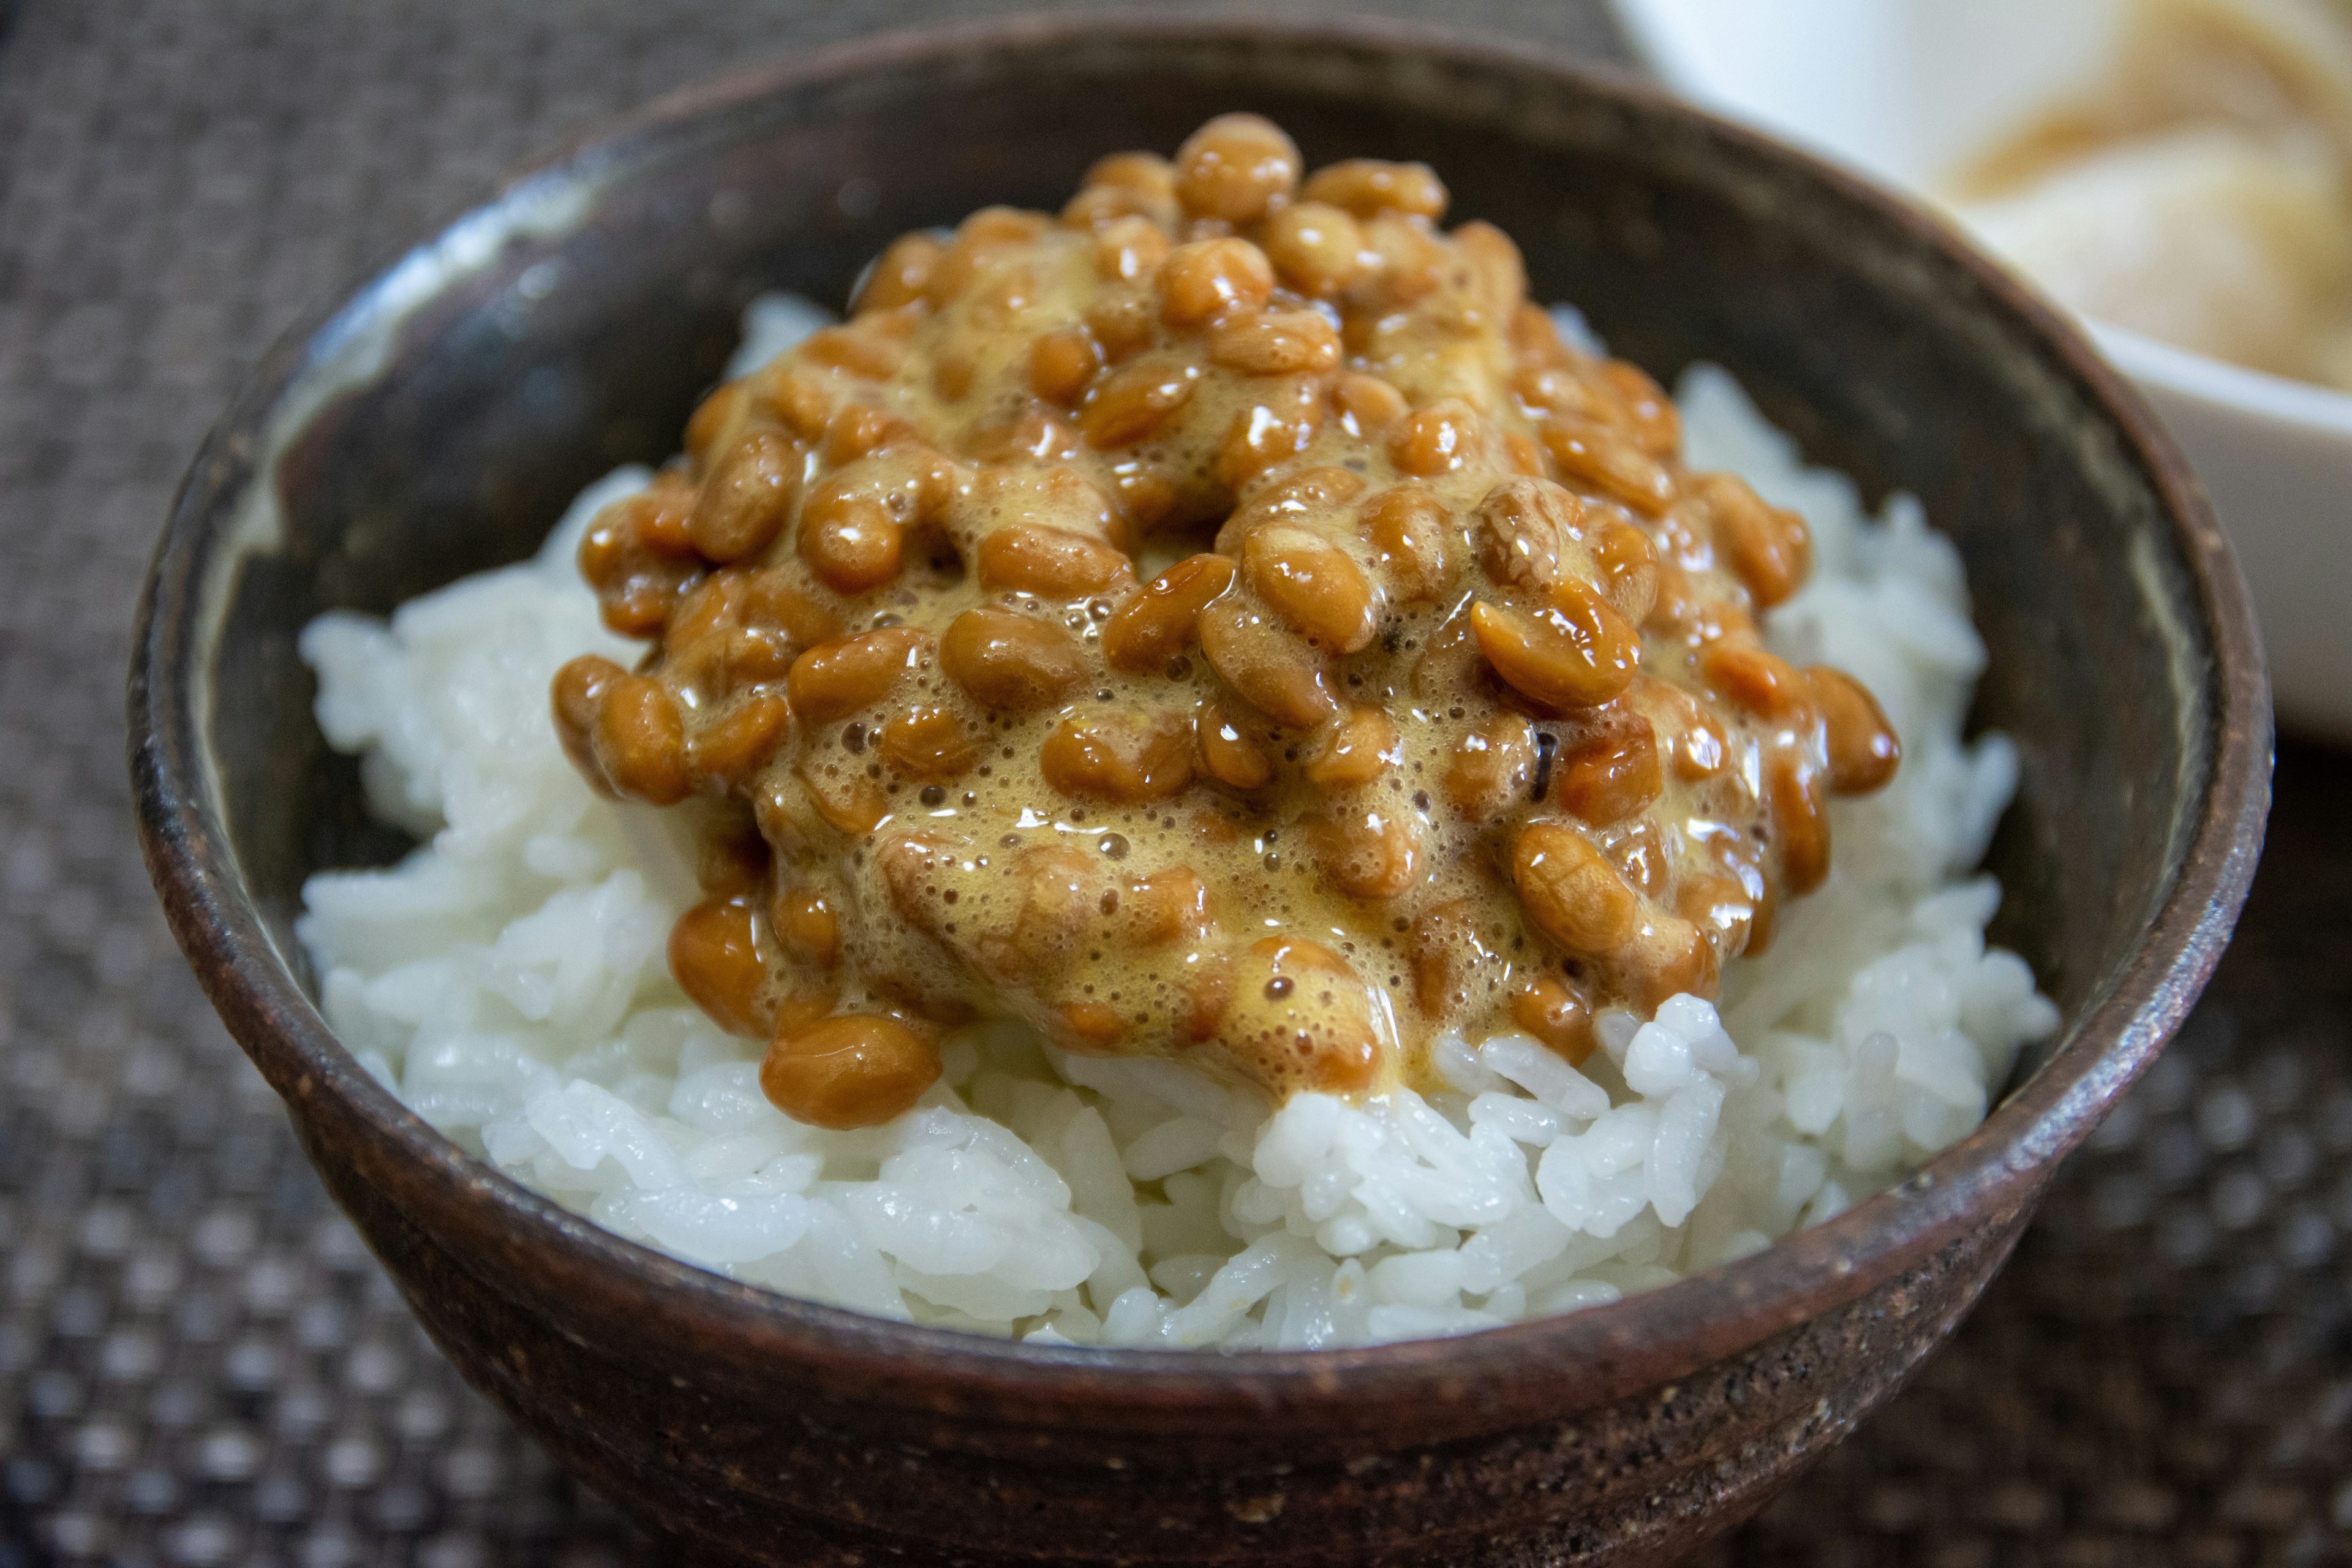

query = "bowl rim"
[[2095, 322, 2352, 432], [129, 9, 2271, 1421]]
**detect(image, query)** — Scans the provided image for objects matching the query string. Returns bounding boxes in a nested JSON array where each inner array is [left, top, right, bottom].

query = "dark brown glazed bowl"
[[130, 15, 2271, 1566]]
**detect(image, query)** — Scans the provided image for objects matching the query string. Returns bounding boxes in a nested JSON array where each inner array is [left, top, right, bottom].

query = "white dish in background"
[[1613, 0, 2352, 741]]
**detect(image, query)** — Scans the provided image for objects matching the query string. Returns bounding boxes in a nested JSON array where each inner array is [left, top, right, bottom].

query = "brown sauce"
[[550, 115, 1901, 1129]]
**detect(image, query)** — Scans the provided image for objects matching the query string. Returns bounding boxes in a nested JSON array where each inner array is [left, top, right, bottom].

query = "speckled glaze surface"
[[129, 15, 2270, 1565]]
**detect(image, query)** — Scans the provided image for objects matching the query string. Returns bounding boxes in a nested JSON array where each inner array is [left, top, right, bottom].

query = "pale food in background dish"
[[293, 120, 2056, 1348], [1947, 0, 2352, 389]]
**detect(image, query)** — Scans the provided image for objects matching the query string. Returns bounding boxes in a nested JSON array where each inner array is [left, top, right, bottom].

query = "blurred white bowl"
[[1613, 0, 2352, 740]]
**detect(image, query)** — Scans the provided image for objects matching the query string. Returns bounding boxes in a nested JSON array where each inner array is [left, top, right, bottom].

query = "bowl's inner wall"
[[212, 33, 2209, 1090]]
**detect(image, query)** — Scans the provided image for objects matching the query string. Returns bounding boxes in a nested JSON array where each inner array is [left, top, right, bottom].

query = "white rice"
[[295, 298, 2058, 1349]]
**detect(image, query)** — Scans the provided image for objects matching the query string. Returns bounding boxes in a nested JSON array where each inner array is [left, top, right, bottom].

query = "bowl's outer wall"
[[306, 1097, 2032, 1567], [2126, 361, 2352, 744], [137, 18, 2269, 1567]]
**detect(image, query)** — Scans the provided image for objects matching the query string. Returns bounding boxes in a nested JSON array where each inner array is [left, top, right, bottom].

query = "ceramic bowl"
[[1611, 0, 2352, 743], [131, 15, 2270, 1566]]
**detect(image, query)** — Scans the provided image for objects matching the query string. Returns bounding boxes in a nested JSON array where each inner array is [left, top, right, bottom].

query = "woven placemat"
[[0, 2, 2342, 1563]]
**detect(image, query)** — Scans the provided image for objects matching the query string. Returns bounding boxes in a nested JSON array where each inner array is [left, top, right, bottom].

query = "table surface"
[[0, 2, 2346, 1564]]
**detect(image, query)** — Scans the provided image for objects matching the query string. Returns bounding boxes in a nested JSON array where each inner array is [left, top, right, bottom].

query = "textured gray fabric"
[[0, 2, 2343, 1562]]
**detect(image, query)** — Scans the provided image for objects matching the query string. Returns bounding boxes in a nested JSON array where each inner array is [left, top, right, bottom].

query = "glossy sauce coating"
[[553, 115, 1901, 1128]]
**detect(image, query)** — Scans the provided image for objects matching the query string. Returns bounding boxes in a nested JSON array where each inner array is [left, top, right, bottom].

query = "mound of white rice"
[[294, 299, 2057, 1349]]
